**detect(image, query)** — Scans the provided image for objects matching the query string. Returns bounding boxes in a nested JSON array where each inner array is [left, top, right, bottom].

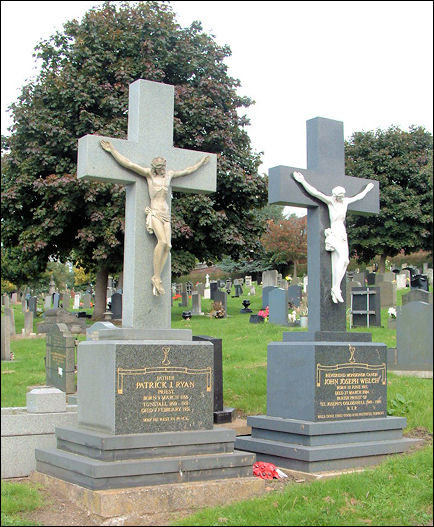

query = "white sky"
[[2, 0, 433, 209]]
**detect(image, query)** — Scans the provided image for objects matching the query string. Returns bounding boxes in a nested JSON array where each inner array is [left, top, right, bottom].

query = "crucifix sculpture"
[[268, 117, 379, 335], [77, 79, 217, 330]]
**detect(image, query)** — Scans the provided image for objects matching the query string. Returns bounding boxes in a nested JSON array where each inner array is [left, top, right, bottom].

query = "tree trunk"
[[379, 254, 387, 273], [92, 266, 108, 319]]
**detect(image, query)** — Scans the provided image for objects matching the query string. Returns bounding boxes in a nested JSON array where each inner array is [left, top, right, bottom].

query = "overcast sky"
[[2, 1, 433, 181]]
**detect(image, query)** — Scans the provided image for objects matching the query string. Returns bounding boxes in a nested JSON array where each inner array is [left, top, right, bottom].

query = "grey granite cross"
[[268, 117, 379, 336], [77, 79, 217, 330]]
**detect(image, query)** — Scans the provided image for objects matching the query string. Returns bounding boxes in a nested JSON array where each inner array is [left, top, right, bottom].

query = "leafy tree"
[[345, 126, 433, 272], [261, 215, 307, 278], [1, 1, 267, 316]]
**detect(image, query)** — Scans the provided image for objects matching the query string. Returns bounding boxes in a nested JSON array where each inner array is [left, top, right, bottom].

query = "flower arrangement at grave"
[[288, 310, 297, 323], [388, 307, 397, 319], [172, 294, 181, 300], [209, 301, 225, 319], [257, 306, 269, 322]]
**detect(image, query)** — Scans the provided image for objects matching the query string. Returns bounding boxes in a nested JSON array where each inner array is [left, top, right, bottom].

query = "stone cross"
[[268, 117, 380, 333], [78, 80, 217, 329]]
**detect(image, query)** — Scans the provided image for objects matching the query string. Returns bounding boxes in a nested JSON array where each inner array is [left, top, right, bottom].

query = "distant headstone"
[[28, 296, 37, 315], [262, 270, 278, 287], [62, 293, 70, 310], [37, 308, 86, 335], [377, 281, 396, 308], [178, 291, 188, 307], [44, 295, 52, 309], [110, 292, 122, 319], [191, 292, 203, 316], [262, 286, 277, 309], [4, 307, 15, 336], [196, 283, 205, 297], [303, 276, 308, 293], [233, 284, 243, 297], [49, 276, 56, 295], [73, 293, 80, 310], [210, 281, 218, 300], [390, 301, 433, 372], [287, 285, 302, 307], [396, 273, 408, 289], [245, 276, 252, 287], [11, 293, 18, 304], [1, 315, 11, 361], [2, 294, 9, 308], [249, 286, 256, 296], [24, 311, 33, 336], [45, 323, 77, 393], [53, 293, 60, 309], [401, 289, 432, 305], [176, 283, 182, 295], [350, 287, 381, 327], [269, 288, 289, 326], [185, 281, 193, 295], [82, 293, 91, 309], [214, 290, 227, 318]]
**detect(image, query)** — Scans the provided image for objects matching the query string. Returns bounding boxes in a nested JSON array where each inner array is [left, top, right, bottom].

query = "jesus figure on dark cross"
[[292, 171, 374, 304], [100, 139, 209, 296]]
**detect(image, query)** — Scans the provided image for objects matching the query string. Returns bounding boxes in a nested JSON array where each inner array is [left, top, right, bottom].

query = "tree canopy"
[[1, 1, 267, 288], [345, 125, 433, 271]]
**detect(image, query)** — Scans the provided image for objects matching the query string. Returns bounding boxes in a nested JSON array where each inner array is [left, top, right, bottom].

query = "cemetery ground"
[[1, 288, 432, 526]]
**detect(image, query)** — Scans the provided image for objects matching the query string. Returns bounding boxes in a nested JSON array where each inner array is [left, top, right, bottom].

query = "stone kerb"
[[1, 386, 78, 478]]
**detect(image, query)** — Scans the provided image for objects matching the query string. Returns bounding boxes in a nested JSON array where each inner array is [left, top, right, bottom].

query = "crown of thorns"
[[151, 157, 166, 168]]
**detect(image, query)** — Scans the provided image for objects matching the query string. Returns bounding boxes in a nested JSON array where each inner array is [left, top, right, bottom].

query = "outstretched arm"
[[171, 155, 210, 179], [292, 171, 332, 205], [346, 182, 374, 204], [100, 140, 151, 178]]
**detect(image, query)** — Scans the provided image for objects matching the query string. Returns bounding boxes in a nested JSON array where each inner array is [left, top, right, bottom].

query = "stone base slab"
[[235, 415, 421, 473], [30, 471, 266, 520]]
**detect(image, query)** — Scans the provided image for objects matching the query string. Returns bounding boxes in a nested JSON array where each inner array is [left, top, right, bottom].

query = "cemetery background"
[[1, 282, 433, 526]]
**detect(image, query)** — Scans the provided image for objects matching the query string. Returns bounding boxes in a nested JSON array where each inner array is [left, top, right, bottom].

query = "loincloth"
[[324, 227, 347, 252], [145, 207, 170, 234]]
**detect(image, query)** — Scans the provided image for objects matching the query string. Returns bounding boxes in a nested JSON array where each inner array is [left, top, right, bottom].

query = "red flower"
[[253, 461, 280, 479]]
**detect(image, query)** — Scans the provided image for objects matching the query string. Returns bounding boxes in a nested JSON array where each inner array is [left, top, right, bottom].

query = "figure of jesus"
[[100, 140, 209, 296], [292, 171, 374, 304]]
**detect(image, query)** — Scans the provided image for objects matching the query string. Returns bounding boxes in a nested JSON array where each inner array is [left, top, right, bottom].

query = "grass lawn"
[[1, 284, 432, 525]]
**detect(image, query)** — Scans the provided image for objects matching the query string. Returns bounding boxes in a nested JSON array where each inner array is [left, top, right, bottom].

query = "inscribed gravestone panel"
[[45, 323, 76, 393], [110, 292, 122, 319], [269, 288, 289, 326], [262, 270, 278, 287], [287, 285, 302, 307]]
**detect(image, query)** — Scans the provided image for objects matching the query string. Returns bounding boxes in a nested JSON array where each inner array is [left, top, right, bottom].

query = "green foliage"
[[388, 392, 412, 416], [1, 1, 267, 281], [345, 126, 433, 264]]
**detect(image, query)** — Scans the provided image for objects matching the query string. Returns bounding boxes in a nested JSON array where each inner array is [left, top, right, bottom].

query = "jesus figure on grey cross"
[[100, 140, 209, 296], [77, 79, 217, 330]]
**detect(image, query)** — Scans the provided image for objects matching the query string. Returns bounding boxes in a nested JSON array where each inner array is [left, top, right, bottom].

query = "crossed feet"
[[331, 287, 344, 304], [151, 276, 165, 296]]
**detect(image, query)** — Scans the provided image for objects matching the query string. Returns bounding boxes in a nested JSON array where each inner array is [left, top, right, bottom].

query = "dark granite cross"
[[268, 117, 379, 337]]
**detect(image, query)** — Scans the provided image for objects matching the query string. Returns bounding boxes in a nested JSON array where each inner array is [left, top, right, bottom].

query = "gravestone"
[[401, 289, 433, 305], [178, 291, 188, 307], [4, 307, 15, 336], [268, 288, 289, 326], [44, 295, 52, 309], [303, 276, 308, 293], [11, 292, 18, 304], [1, 315, 11, 361], [35, 79, 254, 492], [210, 281, 218, 300], [175, 283, 182, 295], [196, 283, 205, 297], [376, 281, 396, 308], [73, 294, 81, 310], [45, 323, 77, 393], [24, 311, 33, 336], [249, 286, 256, 296], [28, 296, 37, 315], [350, 287, 382, 327], [82, 293, 91, 309], [262, 270, 278, 287], [245, 276, 252, 287], [49, 276, 56, 295], [233, 284, 243, 297], [193, 335, 235, 424], [261, 286, 277, 310], [214, 290, 228, 318], [396, 273, 407, 290], [389, 301, 433, 373], [287, 284, 302, 307], [53, 293, 60, 309], [37, 308, 87, 335], [62, 293, 70, 310], [191, 292, 203, 316], [2, 294, 9, 307], [185, 281, 193, 295], [110, 292, 122, 320], [235, 117, 416, 472]]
